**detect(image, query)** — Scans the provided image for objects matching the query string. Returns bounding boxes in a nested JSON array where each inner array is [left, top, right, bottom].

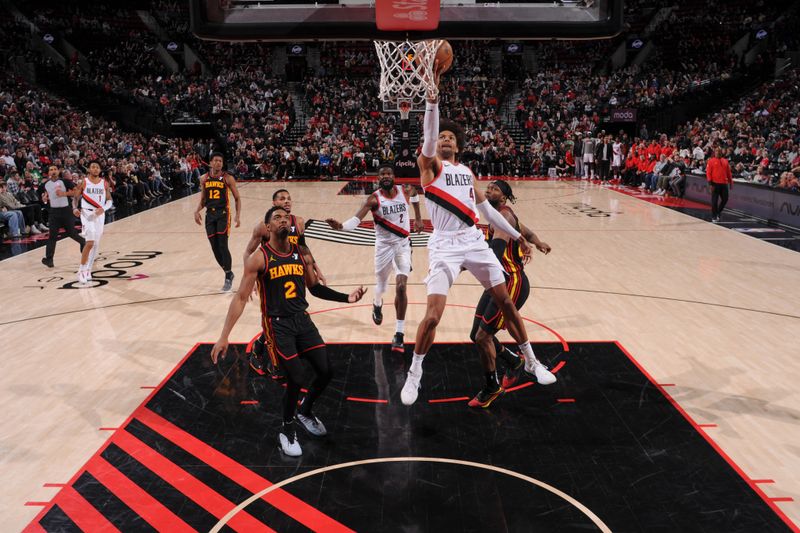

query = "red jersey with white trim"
[[423, 160, 479, 232], [372, 185, 410, 244], [81, 177, 106, 210]]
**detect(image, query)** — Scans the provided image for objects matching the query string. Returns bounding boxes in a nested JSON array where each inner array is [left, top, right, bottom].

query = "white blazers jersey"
[[423, 160, 479, 233], [81, 178, 106, 210], [372, 185, 410, 243]]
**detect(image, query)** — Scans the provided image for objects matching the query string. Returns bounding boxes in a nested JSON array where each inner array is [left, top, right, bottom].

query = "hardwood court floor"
[[2, 180, 799, 530]]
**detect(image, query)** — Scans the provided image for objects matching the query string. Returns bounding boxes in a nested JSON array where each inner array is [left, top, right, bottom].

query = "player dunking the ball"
[[400, 61, 556, 405], [243, 189, 326, 378], [468, 180, 553, 408], [194, 152, 241, 292], [211, 206, 366, 456], [326, 165, 423, 352]]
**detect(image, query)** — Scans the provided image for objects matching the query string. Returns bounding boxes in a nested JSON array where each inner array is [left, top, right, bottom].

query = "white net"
[[374, 39, 444, 111]]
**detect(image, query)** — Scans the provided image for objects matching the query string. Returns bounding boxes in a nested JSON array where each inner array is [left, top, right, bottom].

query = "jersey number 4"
[[284, 281, 297, 299]]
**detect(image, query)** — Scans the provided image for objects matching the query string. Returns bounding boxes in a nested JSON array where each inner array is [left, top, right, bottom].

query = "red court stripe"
[[55, 485, 121, 532], [112, 430, 272, 533], [752, 479, 776, 484], [21, 523, 47, 533], [557, 398, 576, 403], [85, 456, 194, 532], [698, 424, 718, 428], [22, 343, 203, 531], [136, 408, 355, 533], [428, 396, 470, 403], [769, 497, 794, 503], [346, 397, 388, 403], [505, 382, 534, 393], [551, 361, 566, 373], [657, 383, 676, 387], [139, 386, 157, 390], [24, 502, 49, 507], [615, 341, 799, 532], [43, 483, 67, 488], [240, 400, 259, 405], [98, 427, 119, 431]]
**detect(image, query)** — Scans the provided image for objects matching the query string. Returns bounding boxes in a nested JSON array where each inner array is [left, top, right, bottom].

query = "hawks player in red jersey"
[[468, 180, 553, 408], [211, 206, 365, 457]]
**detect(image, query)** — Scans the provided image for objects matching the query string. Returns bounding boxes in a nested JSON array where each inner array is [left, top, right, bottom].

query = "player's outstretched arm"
[[418, 60, 445, 187], [302, 248, 366, 303], [474, 187, 533, 258], [211, 250, 264, 363], [520, 222, 551, 254], [326, 195, 377, 231]]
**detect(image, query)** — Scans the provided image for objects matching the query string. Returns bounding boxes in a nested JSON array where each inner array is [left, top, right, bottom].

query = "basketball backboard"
[[190, 0, 623, 41]]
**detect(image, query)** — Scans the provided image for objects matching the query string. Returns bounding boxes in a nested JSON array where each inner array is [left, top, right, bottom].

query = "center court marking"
[[210, 457, 613, 532]]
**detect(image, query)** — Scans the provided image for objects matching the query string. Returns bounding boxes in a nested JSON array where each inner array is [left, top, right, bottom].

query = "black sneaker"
[[372, 304, 383, 325], [222, 271, 234, 292], [468, 385, 504, 408], [502, 355, 524, 389], [41, 257, 54, 268], [391, 332, 404, 353]]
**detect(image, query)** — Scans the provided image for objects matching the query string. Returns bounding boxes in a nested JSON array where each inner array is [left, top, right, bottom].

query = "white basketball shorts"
[[424, 226, 506, 296], [80, 209, 106, 241], [375, 237, 412, 281]]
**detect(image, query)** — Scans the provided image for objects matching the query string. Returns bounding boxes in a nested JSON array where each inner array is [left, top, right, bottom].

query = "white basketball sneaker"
[[296, 413, 327, 437], [278, 429, 302, 457], [401, 369, 422, 405], [524, 359, 557, 385]]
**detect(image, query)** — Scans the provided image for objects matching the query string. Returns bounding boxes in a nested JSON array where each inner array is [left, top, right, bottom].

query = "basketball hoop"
[[374, 39, 444, 109]]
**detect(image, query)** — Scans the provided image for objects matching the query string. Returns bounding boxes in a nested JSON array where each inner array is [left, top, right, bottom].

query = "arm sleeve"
[[476, 200, 522, 241], [103, 198, 113, 211], [309, 283, 350, 302], [422, 101, 439, 158], [341, 216, 361, 231]]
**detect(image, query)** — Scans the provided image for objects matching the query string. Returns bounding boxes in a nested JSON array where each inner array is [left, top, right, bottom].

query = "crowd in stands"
[[0, 0, 797, 238], [0, 74, 204, 237]]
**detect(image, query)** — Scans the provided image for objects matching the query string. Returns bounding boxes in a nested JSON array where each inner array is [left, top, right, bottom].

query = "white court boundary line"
[[211, 456, 612, 532]]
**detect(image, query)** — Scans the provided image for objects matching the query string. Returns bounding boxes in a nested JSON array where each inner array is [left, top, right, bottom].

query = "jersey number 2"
[[284, 281, 297, 299]]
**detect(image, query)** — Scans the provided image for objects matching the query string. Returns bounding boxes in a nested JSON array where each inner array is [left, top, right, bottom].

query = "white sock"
[[518, 341, 538, 365], [373, 296, 383, 307], [396, 320, 405, 334], [411, 352, 425, 374]]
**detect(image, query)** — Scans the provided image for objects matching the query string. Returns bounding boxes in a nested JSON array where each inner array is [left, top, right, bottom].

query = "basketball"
[[435, 40, 453, 73]]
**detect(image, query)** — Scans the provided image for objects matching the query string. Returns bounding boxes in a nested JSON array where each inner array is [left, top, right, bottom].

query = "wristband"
[[341, 216, 361, 231], [409, 194, 420, 204]]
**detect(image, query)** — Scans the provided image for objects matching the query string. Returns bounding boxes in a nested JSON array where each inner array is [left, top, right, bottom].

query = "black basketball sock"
[[485, 371, 500, 392]]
